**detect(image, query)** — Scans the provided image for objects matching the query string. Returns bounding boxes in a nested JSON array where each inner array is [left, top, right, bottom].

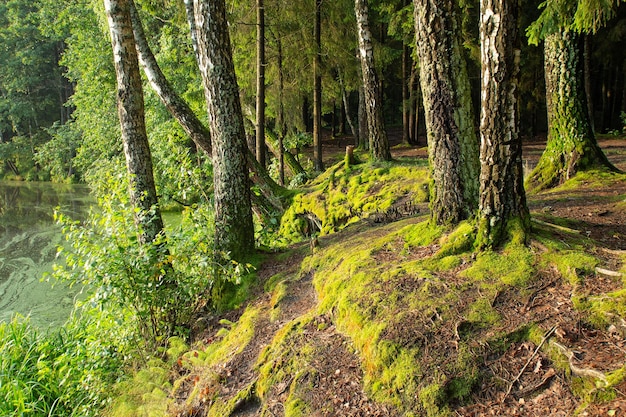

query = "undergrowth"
[[97, 160, 626, 416]]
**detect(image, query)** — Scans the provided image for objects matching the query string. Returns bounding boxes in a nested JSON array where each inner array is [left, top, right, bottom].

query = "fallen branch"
[[595, 267, 624, 278], [531, 218, 581, 234], [601, 248, 626, 256], [502, 325, 557, 403], [552, 341, 608, 386]]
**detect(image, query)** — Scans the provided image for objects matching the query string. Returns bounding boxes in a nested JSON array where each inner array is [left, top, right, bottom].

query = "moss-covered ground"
[[105, 143, 626, 416]]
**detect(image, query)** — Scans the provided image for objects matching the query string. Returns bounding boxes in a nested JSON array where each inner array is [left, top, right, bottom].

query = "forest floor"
[[167, 131, 626, 417]]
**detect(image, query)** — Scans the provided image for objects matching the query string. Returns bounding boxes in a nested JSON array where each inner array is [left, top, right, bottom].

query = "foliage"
[[54, 202, 251, 347], [0, 314, 126, 417], [34, 121, 82, 182], [527, 0, 625, 44]]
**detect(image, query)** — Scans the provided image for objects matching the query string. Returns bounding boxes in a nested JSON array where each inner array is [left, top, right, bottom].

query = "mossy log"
[[265, 130, 306, 177]]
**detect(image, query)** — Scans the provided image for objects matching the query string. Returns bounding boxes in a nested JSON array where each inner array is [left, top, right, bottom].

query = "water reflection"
[[0, 181, 93, 328]]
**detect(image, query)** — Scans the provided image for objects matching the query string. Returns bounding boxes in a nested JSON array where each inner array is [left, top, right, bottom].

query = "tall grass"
[[0, 315, 121, 416]]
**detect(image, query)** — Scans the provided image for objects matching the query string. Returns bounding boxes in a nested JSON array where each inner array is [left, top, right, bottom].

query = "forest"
[[1, 0, 626, 415]]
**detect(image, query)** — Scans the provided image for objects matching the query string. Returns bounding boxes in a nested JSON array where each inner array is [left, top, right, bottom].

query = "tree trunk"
[[409, 65, 420, 145], [276, 33, 286, 185], [355, 0, 391, 161], [583, 34, 594, 133], [256, 0, 266, 168], [131, 1, 285, 216], [105, 0, 165, 246], [402, 43, 410, 145], [193, 0, 254, 260], [527, 29, 617, 191], [130, 2, 211, 155], [313, 0, 324, 171], [414, 0, 479, 225], [477, 0, 529, 249], [339, 72, 358, 142], [265, 130, 306, 177], [358, 85, 368, 149]]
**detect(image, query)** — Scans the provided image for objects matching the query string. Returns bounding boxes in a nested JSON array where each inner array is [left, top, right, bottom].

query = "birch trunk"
[[477, 0, 529, 248], [193, 0, 254, 260], [355, 0, 391, 161]]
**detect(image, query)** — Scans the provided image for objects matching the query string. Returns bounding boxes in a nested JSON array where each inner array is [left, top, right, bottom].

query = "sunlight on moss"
[[109, 359, 173, 417], [278, 161, 429, 244], [542, 250, 598, 286], [462, 243, 534, 287], [183, 306, 259, 369]]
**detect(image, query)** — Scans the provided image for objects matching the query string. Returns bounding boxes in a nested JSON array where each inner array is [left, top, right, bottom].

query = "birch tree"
[[193, 0, 254, 260], [355, 0, 391, 161], [104, 0, 166, 246], [477, 0, 530, 248]]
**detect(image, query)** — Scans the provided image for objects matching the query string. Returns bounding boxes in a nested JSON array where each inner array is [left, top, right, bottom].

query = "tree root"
[[531, 218, 581, 234], [551, 341, 608, 386], [595, 267, 624, 278]]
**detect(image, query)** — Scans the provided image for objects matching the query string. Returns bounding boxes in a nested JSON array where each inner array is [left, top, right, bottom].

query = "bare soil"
[[175, 132, 626, 416]]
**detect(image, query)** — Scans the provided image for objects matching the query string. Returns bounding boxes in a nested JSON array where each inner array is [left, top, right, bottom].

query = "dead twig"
[[501, 325, 557, 403]]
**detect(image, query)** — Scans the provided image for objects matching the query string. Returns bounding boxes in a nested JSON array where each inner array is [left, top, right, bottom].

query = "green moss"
[[255, 316, 321, 416], [183, 306, 259, 369], [402, 221, 445, 248], [550, 170, 626, 192], [467, 297, 500, 328], [206, 383, 257, 417], [278, 161, 430, 244], [542, 250, 598, 286], [436, 221, 476, 258], [269, 280, 288, 322], [575, 288, 626, 328], [109, 359, 173, 417], [417, 377, 449, 417], [462, 243, 534, 287]]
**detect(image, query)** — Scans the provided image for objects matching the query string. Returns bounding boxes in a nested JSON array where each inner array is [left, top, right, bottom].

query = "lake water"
[[0, 181, 93, 329]]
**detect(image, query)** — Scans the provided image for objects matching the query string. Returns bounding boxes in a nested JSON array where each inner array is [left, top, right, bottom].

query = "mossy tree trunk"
[[194, 0, 254, 260], [413, 0, 479, 225], [105, 0, 165, 246], [477, 0, 529, 249], [256, 0, 266, 168], [355, 0, 391, 161], [313, 0, 324, 171], [527, 29, 617, 191]]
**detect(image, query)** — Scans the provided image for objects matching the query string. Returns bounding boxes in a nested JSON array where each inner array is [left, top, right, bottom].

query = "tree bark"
[[130, 1, 285, 216], [313, 0, 324, 171], [358, 85, 368, 149], [104, 0, 165, 246], [256, 0, 266, 168], [402, 43, 410, 145], [338, 72, 358, 142], [477, 0, 529, 249], [414, 0, 479, 225], [275, 32, 286, 185], [193, 0, 254, 260], [527, 29, 618, 191], [355, 0, 391, 161], [265, 130, 306, 177]]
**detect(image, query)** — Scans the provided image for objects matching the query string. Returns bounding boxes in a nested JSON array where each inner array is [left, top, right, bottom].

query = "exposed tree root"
[[551, 341, 609, 386]]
